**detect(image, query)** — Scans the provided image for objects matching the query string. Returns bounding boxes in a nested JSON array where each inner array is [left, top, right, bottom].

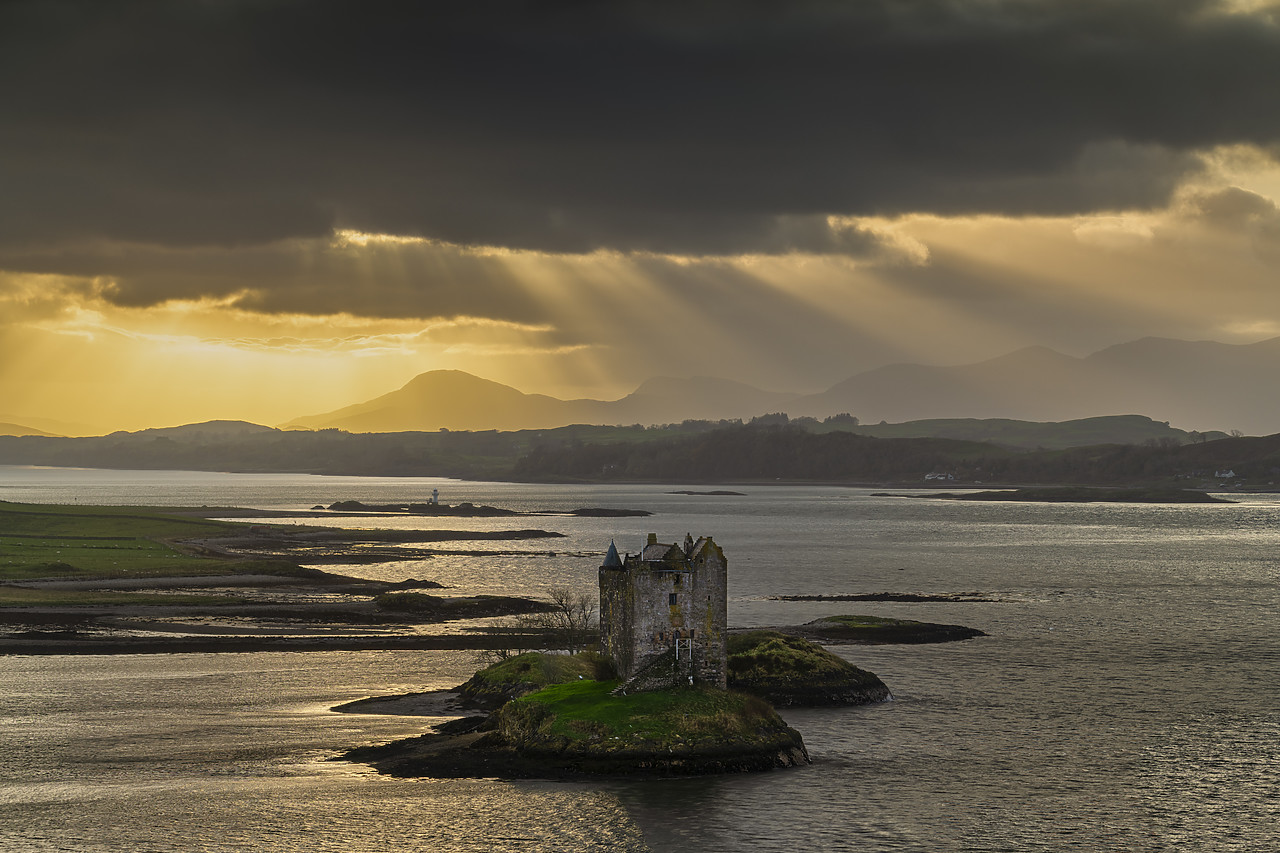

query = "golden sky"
[[2, 2, 1280, 434]]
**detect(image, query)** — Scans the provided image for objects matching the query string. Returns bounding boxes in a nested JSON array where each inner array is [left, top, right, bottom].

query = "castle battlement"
[[599, 533, 728, 690]]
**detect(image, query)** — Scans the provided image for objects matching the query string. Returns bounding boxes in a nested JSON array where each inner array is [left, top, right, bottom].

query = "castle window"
[[669, 593, 678, 606]]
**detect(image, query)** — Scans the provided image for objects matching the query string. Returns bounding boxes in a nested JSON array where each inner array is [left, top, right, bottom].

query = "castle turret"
[[598, 533, 728, 690]]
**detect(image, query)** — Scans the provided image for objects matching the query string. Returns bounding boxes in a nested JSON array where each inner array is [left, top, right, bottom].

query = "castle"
[[598, 533, 728, 691]]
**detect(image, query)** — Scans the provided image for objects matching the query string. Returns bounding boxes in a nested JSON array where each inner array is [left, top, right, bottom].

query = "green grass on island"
[[455, 650, 805, 760], [0, 501, 301, 583], [457, 651, 614, 704], [496, 679, 799, 756]]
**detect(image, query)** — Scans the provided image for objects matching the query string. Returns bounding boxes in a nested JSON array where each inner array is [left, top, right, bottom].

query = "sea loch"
[[1, 467, 1277, 851]]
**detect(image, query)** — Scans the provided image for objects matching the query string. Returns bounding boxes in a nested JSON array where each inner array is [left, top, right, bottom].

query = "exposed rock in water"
[[324, 500, 655, 518], [382, 578, 446, 590], [373, 593, 555, 621], [564, 507, 652, 517], [327, 500, 521, 516]]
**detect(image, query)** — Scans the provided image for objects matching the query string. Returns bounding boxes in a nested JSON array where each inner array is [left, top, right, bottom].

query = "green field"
[[0, 501, 271, 583]]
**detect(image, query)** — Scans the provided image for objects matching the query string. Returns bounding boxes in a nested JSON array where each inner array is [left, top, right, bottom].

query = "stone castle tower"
[[598, 533, 728, 690]]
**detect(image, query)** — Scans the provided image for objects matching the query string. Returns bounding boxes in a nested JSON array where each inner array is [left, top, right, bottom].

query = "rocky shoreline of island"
[[328, 618, 981, 781]]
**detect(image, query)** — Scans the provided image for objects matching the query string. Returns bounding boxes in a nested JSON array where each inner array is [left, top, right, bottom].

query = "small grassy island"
[[341, 650, 810, 778], [788, 614, 987, 645], [339, 531, 987, 781], [727, 631, 891, 705], [340, 629, 907, 779]]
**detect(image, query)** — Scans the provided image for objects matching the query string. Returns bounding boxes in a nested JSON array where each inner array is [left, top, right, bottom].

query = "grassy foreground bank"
[[0, 501, 297, 583], [0, 501, 556, 652], [0, 501, 294, 608]]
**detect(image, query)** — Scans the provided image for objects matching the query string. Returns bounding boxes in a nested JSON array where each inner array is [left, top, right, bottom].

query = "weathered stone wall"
[[598, 536, 728, 690], [598, 565, 637, 678], [689, 542, 728, 688]]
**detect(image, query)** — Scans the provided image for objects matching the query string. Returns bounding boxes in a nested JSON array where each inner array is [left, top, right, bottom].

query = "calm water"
[[1, 466, 1277, 851]]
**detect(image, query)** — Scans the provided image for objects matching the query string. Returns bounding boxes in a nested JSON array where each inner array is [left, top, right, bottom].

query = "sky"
[[3, 0, 1280, 433]]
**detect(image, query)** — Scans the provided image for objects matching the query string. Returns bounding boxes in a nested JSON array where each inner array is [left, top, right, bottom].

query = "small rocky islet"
[[337, 627, 936, 779], [337, 530, 986, 780], [337, 639, 849, 779], [320, 499, 652, 517]]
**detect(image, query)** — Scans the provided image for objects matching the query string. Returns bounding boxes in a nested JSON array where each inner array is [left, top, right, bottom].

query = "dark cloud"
[[1187, 186, 1278, 225], [1, 0, 1278, 261], [0, 239, 548, 322]]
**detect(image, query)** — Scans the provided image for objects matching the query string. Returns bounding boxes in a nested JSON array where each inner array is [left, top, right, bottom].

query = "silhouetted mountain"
[[282, 371, 607, 432], [283, 371, 794, 432], [792, 337, 1280, 434], [0, 414, 94, 436], [1082, 337, 1280, 433], [279, 336, 1280, 435], [0, 422, 55, 437], [111, 420, 279, 439]]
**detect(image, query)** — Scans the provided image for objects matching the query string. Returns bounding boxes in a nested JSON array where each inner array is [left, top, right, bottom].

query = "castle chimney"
[[647, 533, 658, 546]]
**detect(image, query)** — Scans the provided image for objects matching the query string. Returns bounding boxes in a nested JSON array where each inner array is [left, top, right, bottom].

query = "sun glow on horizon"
[[4, 146, 1280, 432]]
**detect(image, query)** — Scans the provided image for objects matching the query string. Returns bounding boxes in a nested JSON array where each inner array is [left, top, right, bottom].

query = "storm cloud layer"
[[3, 0, 1278, 260]]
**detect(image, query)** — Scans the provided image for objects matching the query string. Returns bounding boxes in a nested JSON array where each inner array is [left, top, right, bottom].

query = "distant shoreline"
[[872, 486, 1236, 504]]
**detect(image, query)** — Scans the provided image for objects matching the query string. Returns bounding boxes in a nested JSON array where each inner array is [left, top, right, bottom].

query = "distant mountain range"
[[282, 371, 798, 433], [0, 422, 55, 438], [283, 336, 1280, 436]]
